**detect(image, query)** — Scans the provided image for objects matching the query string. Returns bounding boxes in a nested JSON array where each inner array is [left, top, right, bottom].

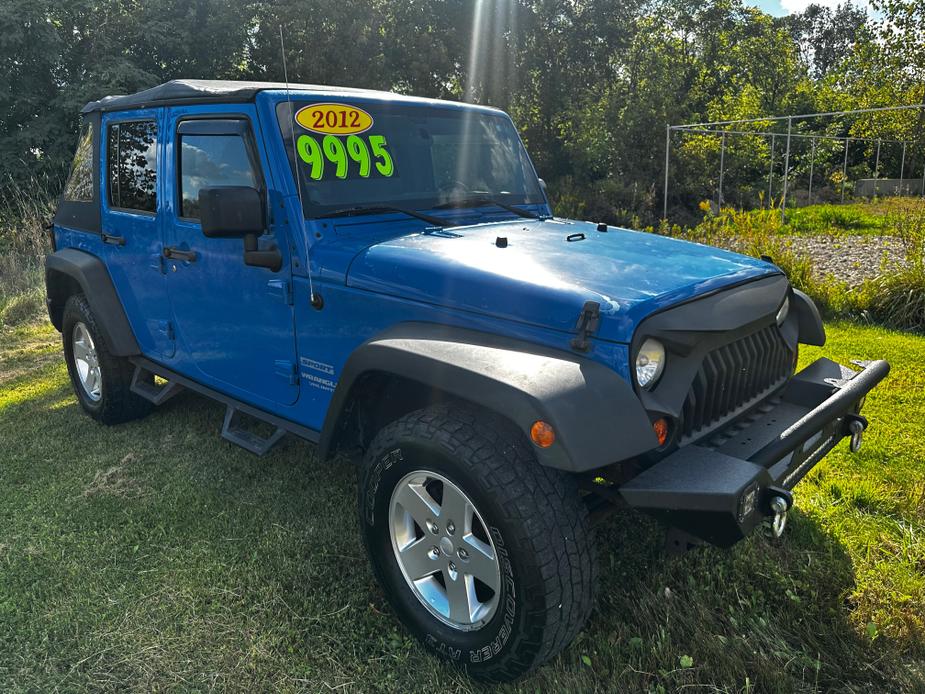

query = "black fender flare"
[[44, 248, 140, 356], [791, 288, 826, 346], [318, 323, 657, 472]]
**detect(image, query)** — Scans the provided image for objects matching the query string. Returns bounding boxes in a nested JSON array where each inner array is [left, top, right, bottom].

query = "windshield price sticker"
[[294, 104, 394, 180], [296, 134, 393, 180]]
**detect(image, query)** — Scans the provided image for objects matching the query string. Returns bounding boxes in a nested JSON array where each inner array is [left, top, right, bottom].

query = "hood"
[[345, 218, 781, 343]]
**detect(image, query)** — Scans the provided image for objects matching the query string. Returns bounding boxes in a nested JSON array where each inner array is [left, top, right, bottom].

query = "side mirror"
[[199, 186, 264, 238], [198, 186, 282, 272]]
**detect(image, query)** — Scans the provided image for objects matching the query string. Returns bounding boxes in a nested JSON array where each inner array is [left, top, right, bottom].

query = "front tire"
[[62, 293, 152, 425], [358, 405, 596, 682]]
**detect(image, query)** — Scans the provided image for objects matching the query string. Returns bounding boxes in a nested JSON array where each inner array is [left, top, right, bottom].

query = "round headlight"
[[776, 297, 790, 326], [635, 338, 665, 390]]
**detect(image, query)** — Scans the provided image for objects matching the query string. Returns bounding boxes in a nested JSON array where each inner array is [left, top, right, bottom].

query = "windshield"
[[276, 100, 545, 218]]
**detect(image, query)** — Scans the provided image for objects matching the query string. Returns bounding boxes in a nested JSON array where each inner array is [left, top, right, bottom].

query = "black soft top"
[[81, 79, 393, 114]]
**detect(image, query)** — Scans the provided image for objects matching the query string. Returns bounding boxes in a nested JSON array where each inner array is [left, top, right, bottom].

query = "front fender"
[[792, 288, 826, 346], [319, 323, 657, 472]]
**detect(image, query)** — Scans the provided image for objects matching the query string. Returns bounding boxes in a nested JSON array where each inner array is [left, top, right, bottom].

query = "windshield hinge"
[[570, 301, 601, 352], [267, 279, 293, 305]]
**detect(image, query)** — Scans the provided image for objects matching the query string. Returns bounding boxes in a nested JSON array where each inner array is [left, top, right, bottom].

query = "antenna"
[[280, 26, 320, 308]]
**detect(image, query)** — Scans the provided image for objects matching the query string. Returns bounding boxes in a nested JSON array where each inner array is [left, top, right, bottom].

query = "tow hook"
[[846, 414, 867, 453], [770, 496, 789, 537], [766, 487, 793, 538]]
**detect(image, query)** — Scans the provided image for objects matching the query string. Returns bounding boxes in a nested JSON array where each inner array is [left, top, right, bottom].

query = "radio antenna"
[[279, 26, 319, 308]]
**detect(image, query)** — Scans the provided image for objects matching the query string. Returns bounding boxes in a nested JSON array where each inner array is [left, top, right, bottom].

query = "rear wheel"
[[62, 293, 152, 425], [358, 404, 596, 682]]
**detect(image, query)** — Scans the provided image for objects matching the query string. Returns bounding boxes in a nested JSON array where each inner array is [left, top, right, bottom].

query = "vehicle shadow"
[[550, 505, 922, 692]]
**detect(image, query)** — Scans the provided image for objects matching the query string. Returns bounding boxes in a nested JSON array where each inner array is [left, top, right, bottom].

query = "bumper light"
[[652, 418, 669, 447], [530, 420, 556, 448], [737, 482, 760, 523]]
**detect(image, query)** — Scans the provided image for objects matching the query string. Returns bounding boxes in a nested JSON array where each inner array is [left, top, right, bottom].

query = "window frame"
[[174, 116, 266, 223], [105, 117, 159, 217]]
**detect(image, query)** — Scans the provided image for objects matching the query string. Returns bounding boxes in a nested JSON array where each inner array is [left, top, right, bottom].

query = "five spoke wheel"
[[389, 470, 501, 631], [72, 321, 102, 401]]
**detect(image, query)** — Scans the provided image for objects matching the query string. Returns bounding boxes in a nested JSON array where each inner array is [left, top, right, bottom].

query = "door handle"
[[102, 232, 126, 246], [163, 246, 198, 262]]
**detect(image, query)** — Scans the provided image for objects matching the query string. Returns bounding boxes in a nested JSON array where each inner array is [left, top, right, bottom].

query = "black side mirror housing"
[[198, 186, 282, 272], [199, 186, 265, 238]]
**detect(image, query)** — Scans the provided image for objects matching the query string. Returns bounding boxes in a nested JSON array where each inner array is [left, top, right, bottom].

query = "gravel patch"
[[785, 235, 909, 287]]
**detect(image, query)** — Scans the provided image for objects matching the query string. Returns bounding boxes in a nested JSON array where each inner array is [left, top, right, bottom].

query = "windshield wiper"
[[433, 195, 541, 220], [315, 205, 449, 227]]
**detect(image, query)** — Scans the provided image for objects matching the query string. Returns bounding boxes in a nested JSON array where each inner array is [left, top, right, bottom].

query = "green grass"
[[741, 197, 925, 238], [784, 203, 890, 237], [1, 319, 924, 692]]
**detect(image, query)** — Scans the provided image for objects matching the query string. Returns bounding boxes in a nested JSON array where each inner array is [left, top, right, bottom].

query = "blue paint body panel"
[[53, 87, 780, 437], [344, 218, 778, 344]]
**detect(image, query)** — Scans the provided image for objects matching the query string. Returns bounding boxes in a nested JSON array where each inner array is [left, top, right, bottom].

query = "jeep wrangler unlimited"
[[46, 80, 888, 682]]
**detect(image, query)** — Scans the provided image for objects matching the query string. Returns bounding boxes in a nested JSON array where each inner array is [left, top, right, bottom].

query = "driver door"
[[163, 107, 299, 407]]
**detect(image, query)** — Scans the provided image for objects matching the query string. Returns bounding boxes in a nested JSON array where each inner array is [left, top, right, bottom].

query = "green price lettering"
[[297, 135, 323, 180], [296, 134, 394, 180], [369, 135, 394, 176], [346, 135, 371, 177], [322, 135, 348, 179]]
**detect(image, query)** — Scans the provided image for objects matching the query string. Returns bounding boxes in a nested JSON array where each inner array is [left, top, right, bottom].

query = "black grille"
[[680, 325, 793, 440]]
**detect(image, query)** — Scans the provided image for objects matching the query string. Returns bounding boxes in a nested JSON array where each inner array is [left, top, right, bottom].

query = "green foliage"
[[785, 204, 889, 235], [654, 198, 925, 332], [863, 202, 925, 331], [3, 0, 921, 226], [0, 178, 55, 319]]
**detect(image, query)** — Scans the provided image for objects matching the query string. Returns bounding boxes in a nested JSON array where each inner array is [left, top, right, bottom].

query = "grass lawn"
[[769, 197, 925, 237], [1, 319, 923, 692]]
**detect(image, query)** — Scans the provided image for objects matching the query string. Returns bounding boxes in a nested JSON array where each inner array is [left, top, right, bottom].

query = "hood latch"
[[571, 301, 601, 352]]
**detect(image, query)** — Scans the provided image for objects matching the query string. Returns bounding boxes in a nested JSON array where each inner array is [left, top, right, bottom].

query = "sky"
[[754, 0, 876, 16]]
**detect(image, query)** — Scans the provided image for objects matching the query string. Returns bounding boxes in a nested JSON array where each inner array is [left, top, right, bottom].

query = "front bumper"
[[618, 357, 890, 547]]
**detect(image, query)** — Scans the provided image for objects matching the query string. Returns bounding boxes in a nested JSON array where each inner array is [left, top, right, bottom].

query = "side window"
[[179, 134, 257, 219], [108, 120, 157, 213], [63, 122, 94, 202]]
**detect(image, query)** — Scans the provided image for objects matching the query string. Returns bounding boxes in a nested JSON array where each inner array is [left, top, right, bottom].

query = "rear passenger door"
[[101, 110, 174, 358], [163, 106, 299, 407]]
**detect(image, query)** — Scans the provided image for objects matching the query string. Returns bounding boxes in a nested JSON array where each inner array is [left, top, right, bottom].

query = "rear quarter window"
[[62, 123, 94, 202]]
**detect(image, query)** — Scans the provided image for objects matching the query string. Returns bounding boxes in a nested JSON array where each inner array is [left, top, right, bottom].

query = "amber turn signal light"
[[530, 420, 556, 448], [652, 418, 669, 447]]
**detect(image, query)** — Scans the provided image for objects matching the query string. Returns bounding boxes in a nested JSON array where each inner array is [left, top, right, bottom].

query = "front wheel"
[[358, 405, 596, 682]]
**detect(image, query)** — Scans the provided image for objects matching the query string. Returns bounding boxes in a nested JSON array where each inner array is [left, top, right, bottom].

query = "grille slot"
[[680, 325, 792, 440]]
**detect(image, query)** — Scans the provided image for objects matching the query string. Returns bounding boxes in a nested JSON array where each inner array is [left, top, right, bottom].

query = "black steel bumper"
[[619, 357, 890, 547]]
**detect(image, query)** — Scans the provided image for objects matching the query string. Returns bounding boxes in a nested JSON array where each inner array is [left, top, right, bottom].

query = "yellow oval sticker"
[[295, 103, 373, 135]]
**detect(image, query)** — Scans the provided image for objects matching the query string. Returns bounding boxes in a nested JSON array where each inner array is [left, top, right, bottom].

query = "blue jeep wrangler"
[[46, 80, 888, 681]]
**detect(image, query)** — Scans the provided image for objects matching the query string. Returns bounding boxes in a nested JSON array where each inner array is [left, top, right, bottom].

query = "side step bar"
[[130, 364, 185, 405], [128, 357, 320, 456], [221, 406, 287, 456]]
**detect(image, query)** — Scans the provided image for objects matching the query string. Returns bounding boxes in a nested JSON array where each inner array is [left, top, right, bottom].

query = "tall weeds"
[[863, 200, 925, 332], [654, 199, 925, 333], [0, 178, 57, 325]]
